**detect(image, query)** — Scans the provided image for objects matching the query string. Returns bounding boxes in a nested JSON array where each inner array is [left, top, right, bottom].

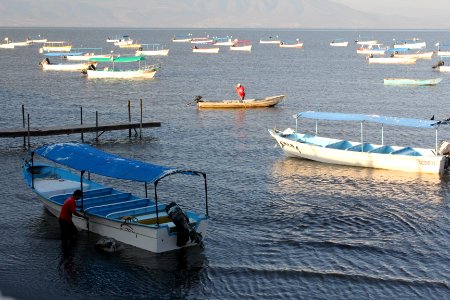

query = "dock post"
[[22, 105, 26, 148], [80, 106, 84, 143], [95, 111, 99, 141], [128, 99, 131, 138], [27, 113, 30, 149], [139, 98, 143, 139]]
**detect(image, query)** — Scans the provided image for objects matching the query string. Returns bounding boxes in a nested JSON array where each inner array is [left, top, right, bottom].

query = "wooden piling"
[[95, 111, 99, 141], [22, 105, 25, 147], [128, 100, 131, 138], [140, 99, 143, 139], [27, 114, 30, 148], [80, 106, 84, 143]]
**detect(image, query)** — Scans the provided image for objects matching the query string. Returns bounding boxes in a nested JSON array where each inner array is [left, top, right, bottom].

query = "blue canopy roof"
[[296, 111, 444, 129], [34, 143, 203, 183]]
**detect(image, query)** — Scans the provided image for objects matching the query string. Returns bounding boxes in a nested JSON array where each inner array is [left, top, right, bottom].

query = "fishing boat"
[[135, 44, 169, 56], [64, 48, 110, 61], [213, 37, 235, 46], [259, 36, 280, 44], [368, 56, 417, 64], [355, 37, 378, 46], [269, 111, 450, 175], [84, 56, 159, 79], [436, 43, 450, 56], [40, 41, 72, 52], [192, 46, 220, 54], [0, 38, 14, 49], [357, 44, 386, 55], [191, 37, 214, 44], [389, 48, 434, 59], [393, 38, 426, 49], [330, 39, 349, 47], [29, 35, 47, 43], [40, 57, 97, 71], [279, 39, 303, 48], [230, 40, 252, 52], [172, 34, 192, 42], [383, 78, 442, 86], [119, 43, 142, 49], [22, 143, 208, 253], [195, 95, 285, 109], [113, 35, 133, 46], [432, 57, 450, 72]]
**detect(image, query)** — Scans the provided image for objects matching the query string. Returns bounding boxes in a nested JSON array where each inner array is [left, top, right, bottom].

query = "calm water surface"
[[0, 28, 449, 299]]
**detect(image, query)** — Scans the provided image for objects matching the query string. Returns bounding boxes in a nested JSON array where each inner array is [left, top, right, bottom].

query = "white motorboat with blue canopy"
[[22, 143, 209, 253], [269, 112, 450, 174], [393, 38, 426, 49], [388, 48, 434, 59], [383, 78, 442, 86], [135, 44, 169, 56], [84, 56, 159, 79]]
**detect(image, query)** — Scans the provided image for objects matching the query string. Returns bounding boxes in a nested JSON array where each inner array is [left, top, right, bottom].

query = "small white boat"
[[230, 40, 252, 52], [357, 44, 386, 55], [330, 39, 348, 47], [383, 78, 442, 86], [22, 143, 209, 253], [432, 57, 450, 72], [135, 44, 169, 56], [9, 40, 32, 47], [393, 38, 426, 49], [64, 48, 110, 61], [260, 36, 281, 44], [29, 35, 47, 43], [41, 41, 72, 52], [192, 46, 219, 54], [172, 34, 192, 42], [279, 39, 303, 48], [113, 35, 133, 46], [119, 43, 141, 49], [40, 57, 97, 71], [392, 50, 434, 59], [191, 37, 214, 44], [269, 111, 450, 175], [0, 40, 14, 49], [84, 56, 159, 79], [368, 56, 417, 64], [213, 37, 235, 46], [355, 38, 378, 46]]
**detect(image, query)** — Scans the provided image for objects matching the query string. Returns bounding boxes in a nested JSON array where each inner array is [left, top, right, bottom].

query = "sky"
[[330, 0, 450, 18]]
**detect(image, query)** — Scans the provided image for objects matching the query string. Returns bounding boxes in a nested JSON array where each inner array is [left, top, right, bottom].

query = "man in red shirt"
[[235, 83, 245, 101], [59, 189, 88, 243]]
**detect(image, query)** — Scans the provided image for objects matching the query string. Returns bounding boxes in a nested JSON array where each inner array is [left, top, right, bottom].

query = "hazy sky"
[[330, 0, 450, 17]]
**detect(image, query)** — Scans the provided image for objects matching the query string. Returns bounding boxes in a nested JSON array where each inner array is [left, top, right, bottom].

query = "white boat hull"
[[135, 49, 169, 56], [42, 46, 72, 52], [230, 45, 252, 51], [368, 57, 417, 64], [435, 65, 450, 72], [86, 68, 157, 79], [192, 47, 219, 53], [280, 43, 303, 48], [394, 51, 434, 59], [260, 40, 280, 44], [42, 62, 96, 71], [0, 44, 14, 49], [330, 41, 349, 47], [269, 129, 446, 174], [66, 54, 111, 61], [394, 42, 426, 49]]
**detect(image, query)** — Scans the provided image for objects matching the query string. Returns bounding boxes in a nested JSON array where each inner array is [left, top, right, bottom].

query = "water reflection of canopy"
[[34, 143, 204, 184]]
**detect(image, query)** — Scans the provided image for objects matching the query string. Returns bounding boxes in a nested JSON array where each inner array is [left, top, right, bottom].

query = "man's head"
[[73, 189, 82, 200]]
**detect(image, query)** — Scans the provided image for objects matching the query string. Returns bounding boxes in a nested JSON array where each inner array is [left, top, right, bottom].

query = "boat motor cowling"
[[165, 202, 203, 247]]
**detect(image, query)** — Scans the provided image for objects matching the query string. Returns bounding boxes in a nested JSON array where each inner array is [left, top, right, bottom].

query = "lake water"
[[0, 28, 449, 299]]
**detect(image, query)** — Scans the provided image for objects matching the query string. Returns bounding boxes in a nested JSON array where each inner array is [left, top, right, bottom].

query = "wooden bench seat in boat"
[[86, 198, 152, 215], [325, 140, 353, 150], [50, 187, 114, 204], [369, 145, 394, 154], [390, 147, 422, 156], [347, 143, 375, 152]]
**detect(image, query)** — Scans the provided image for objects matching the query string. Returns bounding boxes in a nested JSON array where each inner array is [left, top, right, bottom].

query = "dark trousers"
[[59, 218, 78, 242]]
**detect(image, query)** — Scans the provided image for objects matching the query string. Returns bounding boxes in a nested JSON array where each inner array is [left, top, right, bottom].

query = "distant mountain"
[[1, 0, 448, 29]]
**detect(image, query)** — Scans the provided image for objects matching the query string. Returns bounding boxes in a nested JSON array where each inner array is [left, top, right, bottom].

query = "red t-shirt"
[[59, 196, 77, 223], [236, 86, 245, 98]]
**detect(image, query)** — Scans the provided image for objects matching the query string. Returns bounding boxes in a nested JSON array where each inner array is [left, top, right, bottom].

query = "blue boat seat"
[[87, 198, 152, 216], [369, 145, 394, 154], [391, 147, 422, 156], [82, 192, 134, 210], [326, 140, 352, 150], [347, 143, 374, 152], [105, 203, 167, 219], [50, 187, 114, 204]]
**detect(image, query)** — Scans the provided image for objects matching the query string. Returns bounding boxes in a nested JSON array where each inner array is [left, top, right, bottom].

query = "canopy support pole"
[[436, 128, 438, 155], [145, 182, 148, 198], [295, 117, 298, 133], [381, 125, 384, 145], [31, 151, 34, 189], [315, 121, 318, 136], [80, 170, 85, 210], [203, 173, 209, 216], [154, 182, 159, 226], [361, 122, 364, 152]]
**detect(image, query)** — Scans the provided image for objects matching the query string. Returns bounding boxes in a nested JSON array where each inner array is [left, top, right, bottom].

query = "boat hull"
[[369, 57, 417, 64], [42, 62, 96, 71], [330, 41, 348, 47], [383, 78, 442, 86], [192, 48, 220, 53], [230, 45, 252, 51], [198, 95, 285, 109], [269, 129, 446, 174], [135, 49, 169, 56], [280, 43, 303, 48], [86, 68, 157, 79]]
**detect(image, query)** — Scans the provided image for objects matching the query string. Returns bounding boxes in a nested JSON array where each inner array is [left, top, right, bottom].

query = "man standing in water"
[[59, 189, 88, 244], [235, 83, 245, 101]]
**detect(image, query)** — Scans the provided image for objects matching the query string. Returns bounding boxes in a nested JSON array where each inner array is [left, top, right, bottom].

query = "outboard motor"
[[165, 202, 203, 247], [88, 64, 96, 71], [432, 60, 444, 69], [39, 57, 50, 65], [194, 95, 203, 103]]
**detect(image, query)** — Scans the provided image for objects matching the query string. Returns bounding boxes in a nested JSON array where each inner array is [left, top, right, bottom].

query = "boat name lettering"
[[120, 223, 135, 233], [418, 160, 435, 166], [280, 140, 301, 153]]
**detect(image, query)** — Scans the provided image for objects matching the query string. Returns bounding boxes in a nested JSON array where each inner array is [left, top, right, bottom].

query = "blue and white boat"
[[383, 78, 442, 86], [269, 112, 450, 175], [393, 38, 426, 49], [22, 143, 209, 253]]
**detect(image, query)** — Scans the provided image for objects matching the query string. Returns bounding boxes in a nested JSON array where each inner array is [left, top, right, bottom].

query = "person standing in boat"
[[235, 83, 245, 101], [59, 190, 88, 244]]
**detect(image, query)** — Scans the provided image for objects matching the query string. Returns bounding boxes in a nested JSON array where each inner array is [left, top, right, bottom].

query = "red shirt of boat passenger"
[[59, 196, 78, 223], [235, 83, 245, 100]]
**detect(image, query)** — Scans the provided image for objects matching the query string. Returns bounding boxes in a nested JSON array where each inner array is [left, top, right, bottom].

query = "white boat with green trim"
[[84, 56, 159, 79], [269, 111, 450, 174]]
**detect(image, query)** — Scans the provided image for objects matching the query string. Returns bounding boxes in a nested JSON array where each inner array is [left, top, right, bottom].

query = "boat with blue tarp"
[[269, 112, 450, 174], [22, 143, 208, 253]]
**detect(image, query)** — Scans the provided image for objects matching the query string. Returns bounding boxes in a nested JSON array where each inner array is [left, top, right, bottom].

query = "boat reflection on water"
[[269, 157, 447, 204]]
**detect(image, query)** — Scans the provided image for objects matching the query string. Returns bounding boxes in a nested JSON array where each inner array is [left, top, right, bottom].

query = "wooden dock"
[[0, 121, 160, 138]]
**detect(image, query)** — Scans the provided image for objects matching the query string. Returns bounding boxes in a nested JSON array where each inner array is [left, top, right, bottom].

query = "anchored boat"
[[22, 143, 209, 253], [196, 95, 285, 109], [269, 111, 450, 175]]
